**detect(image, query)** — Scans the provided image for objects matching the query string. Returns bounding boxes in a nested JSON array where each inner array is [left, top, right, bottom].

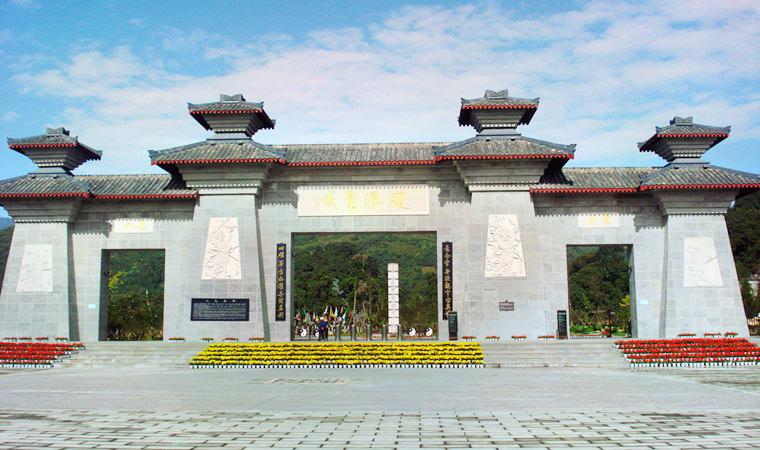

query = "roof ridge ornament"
[[670, 116, 693, 126], [46, 127, 70, 135], [220, 94, 245, 102], [484, 89, 508, 99]]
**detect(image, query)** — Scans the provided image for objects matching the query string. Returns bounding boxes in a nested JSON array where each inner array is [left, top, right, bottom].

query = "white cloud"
[[1, 111, 20, 122], [9, 1, 760, 174]]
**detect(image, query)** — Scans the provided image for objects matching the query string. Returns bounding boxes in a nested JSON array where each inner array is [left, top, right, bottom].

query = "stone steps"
[[480, 340, 629, 368], [62, 342, 207, 368], [60, 340, 630, 369]]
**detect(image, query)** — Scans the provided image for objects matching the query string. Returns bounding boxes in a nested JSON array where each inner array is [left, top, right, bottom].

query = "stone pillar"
[[164, 191, 268, 340], [0, 222, 75, 339], [657, 191, 749, 337]]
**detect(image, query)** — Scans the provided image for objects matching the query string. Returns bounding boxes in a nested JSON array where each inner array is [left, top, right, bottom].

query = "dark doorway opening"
[[566, 245, 633, 338], [101, 249, 165, 341], [291, 232, 437, 340]]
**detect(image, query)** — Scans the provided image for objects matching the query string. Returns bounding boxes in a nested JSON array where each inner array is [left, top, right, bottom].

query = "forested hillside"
[[292, 233, 437, 332], [726, 191, 760, 319]]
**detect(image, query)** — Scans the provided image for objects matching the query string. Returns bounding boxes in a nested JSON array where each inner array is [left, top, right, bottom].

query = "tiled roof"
[[435, 136, 575, 160], [0, 174, 91, 198], [79, 174, 197, 199], [533, 167, 658, 193], [150, 139, 285, 165], [459, 90, 539, 126], [532, 165, 760, 193], [639, 164, 760, 190], [460, 90, 539, 108], [0, 174, 197, 200], [639, 117, 730, 151], [278, 143, 444, 166], [7, 127, 101, 160], [187, 94, 275, 130]]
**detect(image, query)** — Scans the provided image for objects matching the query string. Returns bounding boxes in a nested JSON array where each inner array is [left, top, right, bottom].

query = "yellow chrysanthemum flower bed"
[[189, 342, 484, 368]]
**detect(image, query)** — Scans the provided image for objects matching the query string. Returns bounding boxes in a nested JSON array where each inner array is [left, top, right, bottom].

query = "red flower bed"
[[615, 338, 760, 366], [0, 342, 85, 367]]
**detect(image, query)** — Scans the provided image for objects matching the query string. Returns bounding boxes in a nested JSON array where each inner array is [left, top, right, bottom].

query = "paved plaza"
[[0, 366, 758, 448]]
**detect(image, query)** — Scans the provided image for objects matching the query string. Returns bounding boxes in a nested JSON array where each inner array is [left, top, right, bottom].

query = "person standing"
[[317, 315, 329, 341]]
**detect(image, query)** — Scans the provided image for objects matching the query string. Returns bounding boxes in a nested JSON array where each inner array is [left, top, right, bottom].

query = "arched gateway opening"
[[291, 232, 438, 340]]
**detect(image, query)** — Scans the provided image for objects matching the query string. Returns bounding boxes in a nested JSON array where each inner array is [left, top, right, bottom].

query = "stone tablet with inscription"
[[191, 298, 249, 321]]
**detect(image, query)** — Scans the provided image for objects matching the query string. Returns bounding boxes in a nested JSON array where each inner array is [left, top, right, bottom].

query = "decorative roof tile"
[[279, 142, 443, 166], [435, 136, 575, 160], [150, 139, 285, 165]]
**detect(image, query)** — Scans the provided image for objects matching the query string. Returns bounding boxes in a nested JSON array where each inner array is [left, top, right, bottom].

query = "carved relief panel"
[[17, 244, 53, 292], [485, 214, 526, 278], [201, 217, 242, 280], [683, 237, 722, 287]]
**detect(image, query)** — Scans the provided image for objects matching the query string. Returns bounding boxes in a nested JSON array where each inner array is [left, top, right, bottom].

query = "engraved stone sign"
[[191, 298, 249, 321], [577, 213, 620, 228], [201, 217, 241, 280], [684, 237, 723, 287], [109, 218, 155, 234], [485, 214, 526, 277], [296, 185, 430, 216], [17, 244, 53, 292]]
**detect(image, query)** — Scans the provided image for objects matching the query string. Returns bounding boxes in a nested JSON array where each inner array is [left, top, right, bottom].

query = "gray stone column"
[[164, 191, 268, 340], [662, 214, 748, 336], [656, 191, 749, 337], [0, 222, 75, 339]]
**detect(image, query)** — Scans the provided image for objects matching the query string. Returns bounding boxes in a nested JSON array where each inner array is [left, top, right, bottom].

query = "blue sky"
[[1, 0, 758, 182]]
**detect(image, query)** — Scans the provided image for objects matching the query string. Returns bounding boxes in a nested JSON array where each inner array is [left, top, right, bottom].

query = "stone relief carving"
[[683, 237, 722, 287], [17, 244, 53, 292], [201, 217, 242, 280], [485, 214, 526, 277]]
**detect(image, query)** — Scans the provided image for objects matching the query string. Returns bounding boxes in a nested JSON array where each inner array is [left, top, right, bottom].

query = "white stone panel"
[[296, 185, 430, 216], [17, 244, 53, 293], [109, 218, 155, 234], [577, 213, 620, 228], [684, 237, 722, 287], [387, 263, 399, 272], [201, 217, 242, 280], [485, 214, 526, 278], [388, 294, 399, 302], [389, 286, 399, 295]]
